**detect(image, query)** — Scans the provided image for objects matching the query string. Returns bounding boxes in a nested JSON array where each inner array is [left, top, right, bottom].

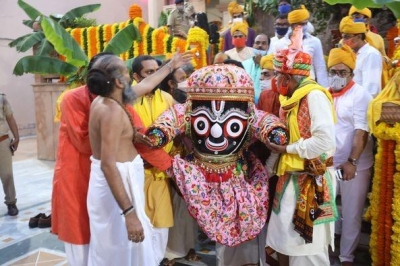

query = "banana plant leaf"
[[35, 39, 54, 56], [41, 16, 88, 67], [324, 0, 400, 18], [58, 4, 101, 25], [13, 55, 78, 76], [8, 32, 44, 53], [103, 24, 141, 55], [23, 19, 36, 29], [17, 0, 42, 21]]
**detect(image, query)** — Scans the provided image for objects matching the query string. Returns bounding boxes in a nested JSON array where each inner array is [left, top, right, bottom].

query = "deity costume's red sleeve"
[[128, 106, 172, 171], [257, 90, 281, 117], [51, 86, 92, 244]]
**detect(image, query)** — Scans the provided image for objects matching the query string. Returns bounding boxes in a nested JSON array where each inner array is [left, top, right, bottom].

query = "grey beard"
[[122, 81, 137, 104]]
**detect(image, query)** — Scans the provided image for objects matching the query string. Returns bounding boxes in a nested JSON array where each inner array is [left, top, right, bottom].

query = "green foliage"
[[324, 0, 400, 18], [103, 24, 141, 54], [246, 0, 342, 35], [58, 4, 100, 25], [60, 17, 97, 29], [13, 56, 78, 76], [41, 16, 88, 67], [158, 10, 169, 27]]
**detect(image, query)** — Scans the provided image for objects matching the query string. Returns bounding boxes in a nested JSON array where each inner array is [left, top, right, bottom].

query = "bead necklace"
[[106, 95, 136, 143]]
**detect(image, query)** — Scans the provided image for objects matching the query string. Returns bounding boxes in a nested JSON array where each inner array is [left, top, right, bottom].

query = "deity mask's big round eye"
[[225, 118, 244, 138], [193, 116, 210, 136]]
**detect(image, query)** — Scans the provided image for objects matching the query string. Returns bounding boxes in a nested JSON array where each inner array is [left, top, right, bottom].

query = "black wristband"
[[121, 205, 134, 216]]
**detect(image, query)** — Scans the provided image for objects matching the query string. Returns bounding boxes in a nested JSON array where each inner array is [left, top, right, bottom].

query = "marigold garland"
[[65, 10, 224, 68], [367, 122, 400, 265], [185, 27, 210, 69], [129, 4, 142, 19]]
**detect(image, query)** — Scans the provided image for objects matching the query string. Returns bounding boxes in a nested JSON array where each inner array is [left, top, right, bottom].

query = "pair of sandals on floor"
[[160, 249, 201, 266]]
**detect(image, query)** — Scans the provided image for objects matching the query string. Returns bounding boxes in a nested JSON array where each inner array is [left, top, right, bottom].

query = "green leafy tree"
[[11, 0, 141, 86], [9, 0, 100, 57]]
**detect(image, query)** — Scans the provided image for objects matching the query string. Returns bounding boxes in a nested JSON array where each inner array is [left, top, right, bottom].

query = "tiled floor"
[[0, 137, 372, 265]]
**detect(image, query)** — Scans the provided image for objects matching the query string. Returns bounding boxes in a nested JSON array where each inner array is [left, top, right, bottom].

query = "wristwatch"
[[348, 157, 359, 166]]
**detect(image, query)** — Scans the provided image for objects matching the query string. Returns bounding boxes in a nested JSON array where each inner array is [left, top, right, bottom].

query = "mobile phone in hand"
[[10, 138, 15, 155], [335, 168, 343, 181]]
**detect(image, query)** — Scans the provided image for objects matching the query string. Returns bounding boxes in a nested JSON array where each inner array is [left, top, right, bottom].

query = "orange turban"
[[260, 54, 274, 70], [288, 5, 310, 24], [230, 22, 248, 36], [228, 2, 244, 16], [327, 44, 356, 70], [349, 6, 372, 18], [339, 16, 366, 34]]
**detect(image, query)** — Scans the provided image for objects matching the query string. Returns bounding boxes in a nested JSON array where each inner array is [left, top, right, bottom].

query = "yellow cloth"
[[368, 68, 400, 134], [366, 31, 387, 56], [54, 87, 74, 122], [348, 6, 371, 18], [339, 16, 366, 34], [133, 89, 175, 228], [230, 22, 248, 36], [277, 78, 335, 176], [288, 5, 310, 24], [327, 44, 356, 70], [228, 2, 244, 15], [260, 54, 274, 70]]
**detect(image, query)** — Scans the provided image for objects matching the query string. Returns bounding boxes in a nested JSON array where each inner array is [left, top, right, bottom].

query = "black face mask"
[[172, 89, 187, 103]]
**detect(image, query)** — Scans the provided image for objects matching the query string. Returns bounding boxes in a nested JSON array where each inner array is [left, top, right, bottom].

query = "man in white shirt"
[[268, 14, 290, 55], [272, 5, 329, 87], [224, 22, 255, 62], [339, 16, 382, 98], [327, 45, 373, 266], [265, 26, 337, 266]]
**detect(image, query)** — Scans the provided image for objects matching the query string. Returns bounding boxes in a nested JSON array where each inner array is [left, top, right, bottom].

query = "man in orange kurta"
[[52, 80, 172, 266]]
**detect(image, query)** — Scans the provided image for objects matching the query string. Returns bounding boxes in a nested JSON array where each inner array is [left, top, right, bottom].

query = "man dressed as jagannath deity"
[[146, 64, 288, 265]]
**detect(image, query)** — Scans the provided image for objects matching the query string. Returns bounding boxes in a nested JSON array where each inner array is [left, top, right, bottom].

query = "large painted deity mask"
[[189, 100, 250, 155], [185, 64, 255, 158]]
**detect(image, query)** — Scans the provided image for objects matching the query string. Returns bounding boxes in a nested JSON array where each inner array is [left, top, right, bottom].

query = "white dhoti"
[[266, 170, 336, 265], [165, 189, 197, 259], [216, 238, 259, 266], [87, 155, 158, 266]]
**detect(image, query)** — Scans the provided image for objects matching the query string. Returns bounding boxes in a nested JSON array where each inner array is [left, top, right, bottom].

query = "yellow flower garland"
[[367, 122, 400, 265], [185, 27, 209, 69]]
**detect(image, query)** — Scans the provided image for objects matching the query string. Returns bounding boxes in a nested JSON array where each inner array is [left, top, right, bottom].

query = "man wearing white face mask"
[[327, 45, 373, 266], [273, 5, 329, 87], [257, 54, 280, 117]]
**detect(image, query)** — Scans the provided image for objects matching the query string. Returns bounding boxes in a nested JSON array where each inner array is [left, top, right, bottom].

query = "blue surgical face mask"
[[253, 48, 267, 56], [278, 4, 291, 15], [353, 18, 366, 23], [275, 27, 289, 36]]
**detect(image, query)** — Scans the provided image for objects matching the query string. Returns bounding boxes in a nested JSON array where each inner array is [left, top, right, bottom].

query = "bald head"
[[253, 34, 269, 51], [214, 52, 230, 64]]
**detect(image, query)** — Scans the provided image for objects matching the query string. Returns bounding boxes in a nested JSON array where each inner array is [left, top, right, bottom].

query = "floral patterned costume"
[[147, 64, 288, 246]]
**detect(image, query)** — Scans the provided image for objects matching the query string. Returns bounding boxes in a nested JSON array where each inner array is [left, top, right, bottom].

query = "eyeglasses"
[[232, 15, 243, 19], [233, 35, 245, 39], [342, 34, 357, 40], [275, 23, 289, 27], [328, 70, 352, 78]]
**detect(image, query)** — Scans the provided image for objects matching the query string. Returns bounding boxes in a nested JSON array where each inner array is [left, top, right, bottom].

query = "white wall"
[[1, 0, 149, 136]]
